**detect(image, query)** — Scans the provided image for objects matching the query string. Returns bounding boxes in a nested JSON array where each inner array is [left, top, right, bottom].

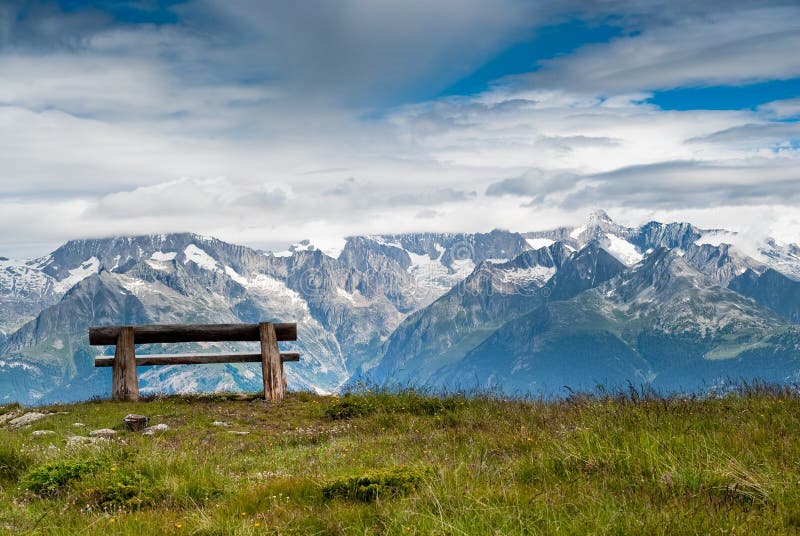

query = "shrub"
[[322, 467, 430, 502], [404, 396, 458, 416], [84, 472, 163, 510], [0, 403, 21, 415], [23, 459, 101, 496], [325, 397, 376, 420], [326, 393, 461, 420], [0, 443, 32, 482]]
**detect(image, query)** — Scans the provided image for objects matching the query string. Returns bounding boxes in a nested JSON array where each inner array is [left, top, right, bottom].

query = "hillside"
[[2, 388, 800, 534]]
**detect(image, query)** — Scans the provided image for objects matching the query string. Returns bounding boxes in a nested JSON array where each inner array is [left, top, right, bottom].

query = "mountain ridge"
[[2, 213, 800, 404]]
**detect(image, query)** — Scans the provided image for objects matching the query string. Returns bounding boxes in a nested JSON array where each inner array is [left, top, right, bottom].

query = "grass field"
[[1, 385, 800, 535]]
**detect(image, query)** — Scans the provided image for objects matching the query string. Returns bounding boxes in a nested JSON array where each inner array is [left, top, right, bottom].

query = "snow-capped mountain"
[[366, 211, 800, 394], [2, 211, 800, 404], [428, 247, 800, 395], [0, 231, 529, 404], [367, 241, 623, 386]]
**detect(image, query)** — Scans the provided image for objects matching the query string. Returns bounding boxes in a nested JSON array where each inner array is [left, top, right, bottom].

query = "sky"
[[0, 0, 799, 257]]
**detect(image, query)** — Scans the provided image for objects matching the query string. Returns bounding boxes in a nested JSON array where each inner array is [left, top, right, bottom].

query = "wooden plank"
[[260, 322, 285, 402], [89, 323, 297, 345], [95, 352, 300, 367], [111, 326, 139, 401]]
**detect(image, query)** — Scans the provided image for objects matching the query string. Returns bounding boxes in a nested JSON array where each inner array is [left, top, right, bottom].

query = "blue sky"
[[0, 0, 798, 256], [439, 19, 623, 99]]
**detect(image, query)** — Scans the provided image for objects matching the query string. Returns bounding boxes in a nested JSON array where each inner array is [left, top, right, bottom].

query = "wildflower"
[[175, 523, 183, 529], [111, 466, 117, 472], [109, 518, 116, 524], [255, 522, 262, 527]]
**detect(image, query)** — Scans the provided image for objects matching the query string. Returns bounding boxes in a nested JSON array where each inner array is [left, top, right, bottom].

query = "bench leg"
[[259, 322, 285, 402], [112, 326, 139, 401]]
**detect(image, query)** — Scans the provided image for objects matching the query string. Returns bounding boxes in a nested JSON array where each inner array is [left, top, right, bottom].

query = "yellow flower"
[[109, 518, 116, 524], [111, 467, 117, 472], [175, 523, 183, 529], [254, 522, 262, 527], [241, 512, 248, 516]]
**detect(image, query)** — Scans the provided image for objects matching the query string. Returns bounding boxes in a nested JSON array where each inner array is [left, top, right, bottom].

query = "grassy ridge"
[[1, 386, 800, 534]]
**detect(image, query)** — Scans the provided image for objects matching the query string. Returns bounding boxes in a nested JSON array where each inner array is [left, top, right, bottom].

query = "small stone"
[[72, 423, 85, 427], [142, 423, 169, 436], [89, 428, 117, 438], [31, 430, 55, 436], [0, 412, 20, 425], [66, 435, 96, 445], [123, 414, 150, 432], [211, 421, 230, 427], [228, 431, 250, 436], [9, 412, 48, 428]]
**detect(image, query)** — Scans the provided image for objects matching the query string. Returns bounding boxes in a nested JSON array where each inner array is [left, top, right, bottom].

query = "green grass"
[[1, 386, 800, 534]]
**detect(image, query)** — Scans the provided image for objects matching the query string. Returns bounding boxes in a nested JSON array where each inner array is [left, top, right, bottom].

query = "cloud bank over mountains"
[[0, 0, 798, 257]]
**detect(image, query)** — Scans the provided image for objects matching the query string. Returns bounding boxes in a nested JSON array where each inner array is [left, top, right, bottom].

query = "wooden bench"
[[90, 322, 299, 402]]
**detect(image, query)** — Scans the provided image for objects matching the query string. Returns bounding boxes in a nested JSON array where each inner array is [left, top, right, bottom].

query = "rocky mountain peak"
[[587, 208, 612, 224]]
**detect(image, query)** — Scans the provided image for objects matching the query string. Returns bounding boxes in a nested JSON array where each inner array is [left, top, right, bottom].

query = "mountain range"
[[2, 210, 800, 404]]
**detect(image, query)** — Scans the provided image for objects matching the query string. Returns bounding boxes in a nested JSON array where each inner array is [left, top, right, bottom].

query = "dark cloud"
[[521, 4, 800, 93], [415, 209, 440, 219], [534, 135, 621, 154], [388, 188, 477, 206], [689, 123, 800, 146], [558, 160, 800, 209], [323, 178, 358, 197], [186, 0, 544, 106], [0, 1, 113, 49], [486, 170, 579, 199]]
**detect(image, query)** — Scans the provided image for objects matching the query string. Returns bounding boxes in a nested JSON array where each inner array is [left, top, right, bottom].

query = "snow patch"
[[604, 234, 643, 266], [0, 359, 36, 371], [145, 259, 172, 271], [224, 266, 249, 286], [336, 286, 369, 305], [695, 231, 738, 247], [151, 251, 177, 261], [407, 250, 451, 291], [526, 238, 554, 250], [451, 258, 476, 279], [501, 266, 557, 286], [240, 368, 256, 380], [54, 257, 100, 293], [570, 226, 586, 239], [367, 236, 405, 249], [0, 260, 54, 298], [405, 243, 474, 296], [319, 237, 348, 258], [337, 287, 357, 303], [291, 240, 315, 252], [120, 278, 155, 297], [244, 273, 307, 307], [183, 245, 220, 271]]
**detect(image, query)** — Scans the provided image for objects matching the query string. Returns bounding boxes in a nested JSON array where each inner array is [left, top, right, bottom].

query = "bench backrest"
[[89, 322, 298, 402]]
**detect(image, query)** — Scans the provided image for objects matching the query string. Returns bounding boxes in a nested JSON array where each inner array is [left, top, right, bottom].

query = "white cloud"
[[759, 98, 800, 120], [526, 6, 800, 92]]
